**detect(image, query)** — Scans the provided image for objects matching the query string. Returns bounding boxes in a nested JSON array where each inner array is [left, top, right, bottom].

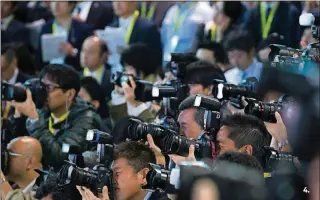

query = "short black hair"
[[185, 60, 226, 87], [114, 141, 156, 173], [120, 43, 157, 77], [1, 43, 17, 64], [216, 151, 264, 175], [39, 64, 81, 95], [198, 41, 230, 64], [223, 30, 255, 53], [222, 2, 244, 22], [221, 114, 270, 167], [80, 77, 109, 118]]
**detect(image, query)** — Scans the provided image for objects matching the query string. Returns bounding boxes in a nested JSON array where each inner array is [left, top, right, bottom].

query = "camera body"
[[1, 78, 47, 109]]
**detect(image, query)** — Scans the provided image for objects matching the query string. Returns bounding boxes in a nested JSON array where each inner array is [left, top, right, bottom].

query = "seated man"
[[80, 35, 112, 100], [223, 30, 263, 84], [10, 64, 104, 171], [77, 141, 170, 200], [217, 113, 270, 169], [0, 137, 42, 199]]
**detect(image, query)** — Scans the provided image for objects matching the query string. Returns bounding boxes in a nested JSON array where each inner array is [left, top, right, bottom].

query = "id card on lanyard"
[[165, 2, 197, 61], [260, 2, 279, 39]]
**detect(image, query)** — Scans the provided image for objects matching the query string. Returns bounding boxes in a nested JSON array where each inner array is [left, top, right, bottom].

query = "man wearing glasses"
[[1, 137, 42, 199], [9, 63, 104, 172]]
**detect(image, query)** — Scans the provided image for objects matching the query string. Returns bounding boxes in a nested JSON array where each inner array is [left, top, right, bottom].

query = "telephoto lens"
[[128, 118, 177, 141], [86, 129, 113, 144], [244, 101, 281, 123], [163, 135, 213, 159]]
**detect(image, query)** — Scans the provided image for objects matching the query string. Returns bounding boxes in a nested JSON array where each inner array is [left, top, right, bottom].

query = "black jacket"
[[86, 1, 114, 30], [1, 19, 29, 46], [149, 190, 170, 200], [12, 97, 104, 171]]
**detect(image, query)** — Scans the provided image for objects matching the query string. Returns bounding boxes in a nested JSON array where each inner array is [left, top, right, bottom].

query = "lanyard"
[[48, 111, 70, 135], [210, 23, 217, 41], [2, 102, 11, 119], [173, 2, 197, 33], [83, 66, 104, 83], [52, 20, 71, 34], [260, 2, 279, 39], [141, 2, 157, 20], [124, 10, 140, 44]]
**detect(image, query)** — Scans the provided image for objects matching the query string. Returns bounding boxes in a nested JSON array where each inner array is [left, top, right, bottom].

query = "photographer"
[[77, 141, 170, 200], [184, 60, 226, 96], [217, 113, 270, 169], [1, 137, 42, 200], [9, 64, 104, 171], [109, 44, 160, 124]]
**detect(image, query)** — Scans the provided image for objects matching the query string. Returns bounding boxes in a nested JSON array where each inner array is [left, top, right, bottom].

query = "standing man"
[[161, 1, 212, 65], [110, 1, 162, 69]]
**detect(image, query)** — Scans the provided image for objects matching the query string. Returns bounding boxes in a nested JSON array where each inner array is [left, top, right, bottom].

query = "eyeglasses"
[[42, 83, 61, 92]]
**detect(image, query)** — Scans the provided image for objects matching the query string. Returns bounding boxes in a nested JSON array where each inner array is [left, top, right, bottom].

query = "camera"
[[143, 161, 210, 191], [86, 129, 114, 166], [58, 161, 114, 197], [62, 143, 85, 168], [1, 78, 47, 108], [128, 118, 178, 145], [169, 53, 198, 80], [244, 100, 281, 123], [213, 77, 260, 108]]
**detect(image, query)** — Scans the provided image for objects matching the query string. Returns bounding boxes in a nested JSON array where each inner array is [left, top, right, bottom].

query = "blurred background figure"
[[1, 1, 29, 46], [161, 1, 213, 64], [80, 36, 112, 100], [72, 1, 114, 30], [137, 1, 174, 28], [36, 1, 93, 72]]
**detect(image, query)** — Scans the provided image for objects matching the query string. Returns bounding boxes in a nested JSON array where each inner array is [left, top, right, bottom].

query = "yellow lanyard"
[[141, 2, 157, 20], [124, 10, 140, 44], [52, 20, 71, 34], [173, 2, 197, 33], [83, 66, 104, 83], [2, 102, 11, 119], [48, 111, 70, 135], [260, 2, 279, 39], [210, 23, 217, 41]]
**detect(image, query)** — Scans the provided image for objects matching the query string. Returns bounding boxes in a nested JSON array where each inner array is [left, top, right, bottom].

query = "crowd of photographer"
[[1, 1, 320, 200]]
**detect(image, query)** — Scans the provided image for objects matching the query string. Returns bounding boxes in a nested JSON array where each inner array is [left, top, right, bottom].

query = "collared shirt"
[[144, 191, 153, 200], [72, 1, 93, 21], [161, 2, 212, 65], [83, 66, 105, 84], [8, 68, 19, 84], [224, 59, 263, 85], [1, 15, 14, 30], [119, 15, 134, 31], [50, 19, 71, 65], [22, 178, 37, 194]]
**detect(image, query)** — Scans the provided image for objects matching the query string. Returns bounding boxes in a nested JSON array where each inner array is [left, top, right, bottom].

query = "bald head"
[[81, 36, 108, 69], [8, 137, 43, 164]]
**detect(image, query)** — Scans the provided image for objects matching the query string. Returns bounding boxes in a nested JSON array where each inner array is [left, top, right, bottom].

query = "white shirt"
[[8, 68, 19, 84], [22, 178, 37, 194], [119, 15, 134, 30], [73, 1, 93, 21]]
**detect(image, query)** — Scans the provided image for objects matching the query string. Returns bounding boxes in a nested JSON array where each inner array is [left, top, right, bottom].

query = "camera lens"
[[59, 163, 98, 187], [245, 101, 281, 123]]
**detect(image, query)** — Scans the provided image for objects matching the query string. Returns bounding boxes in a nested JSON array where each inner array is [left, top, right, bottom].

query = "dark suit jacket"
[[16, 71, 34, 84], [110, 16, 162, 68], [100, 64, 113, 100], [86, 1, 114, 30], [36, 19, 93, 71], [247, 2, 301, 49], [1, 19, 29, 46]]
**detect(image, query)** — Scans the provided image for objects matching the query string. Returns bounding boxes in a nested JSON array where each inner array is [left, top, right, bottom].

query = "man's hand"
[[146, 134, 166, 165], [8, 89, 39, 119], [264, 112, 288, 143], [122, 76, 140, 107], [169, 145, 196, 165], [60, 41, 77, 57], [77, 186, 109, 200]]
